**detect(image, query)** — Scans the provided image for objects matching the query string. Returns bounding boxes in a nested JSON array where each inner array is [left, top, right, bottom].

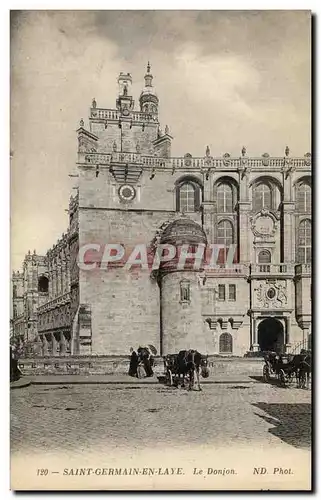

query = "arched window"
[[13, 285, 17, 299], [258, 250, 271, 263], [219, 333, 233, 353], [253, 183, 272, 212], [296, 183, 311, 213], [176, 179, 202, 212], [217, 183, 233, 213], [217, 220, 234, 262], [38, 276, 49, 293], [297, 219, 311, 263], [217, 220, 234, 246]]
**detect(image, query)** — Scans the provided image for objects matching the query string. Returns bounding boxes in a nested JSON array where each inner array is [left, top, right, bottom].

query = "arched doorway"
[[258, 318, 284, 353]]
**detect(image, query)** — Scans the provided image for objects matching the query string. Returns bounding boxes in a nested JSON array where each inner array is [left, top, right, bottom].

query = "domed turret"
[[139, 62, 159, 114], [160, 217, 207, 247]]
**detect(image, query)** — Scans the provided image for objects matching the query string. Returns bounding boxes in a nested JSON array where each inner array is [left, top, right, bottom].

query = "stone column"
[[48, 262, 53, 298], [52, 333, 59, 356], [61, 257, 66, 294], [42, 335, 49, 356], [56, 260, 62, 297], [252, 316, 259, 351], [238, 171, 251, 263], [285, 316, 292, 353], [282, 171, 296, 263], [60, 333, 67, 356], [51, 259, 57, 298], [66, 256, 71, 291]]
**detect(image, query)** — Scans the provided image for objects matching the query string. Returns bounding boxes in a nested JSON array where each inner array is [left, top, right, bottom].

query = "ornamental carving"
[[223, 152, 231, 167], [250, 210, 278, 238], [304, 152, 311, 166], [184, 153, 192, 167], [256, 280, 287, 309], [261, 153, 270, 167]]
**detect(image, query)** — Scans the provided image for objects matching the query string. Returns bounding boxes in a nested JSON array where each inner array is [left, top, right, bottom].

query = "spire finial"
[[285, 145, 290, 157], [147, 61, 151, 73]]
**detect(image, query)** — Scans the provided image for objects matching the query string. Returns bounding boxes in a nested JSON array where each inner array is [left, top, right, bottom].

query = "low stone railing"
[[250, 264, 294, 275], [17, 355, 264, 377], [37, 292, 71, 314], [80, 152, 311, 170]]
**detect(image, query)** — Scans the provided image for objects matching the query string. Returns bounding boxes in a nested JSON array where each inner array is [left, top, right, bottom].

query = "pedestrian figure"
[[137, 346, 154, 377], [128, 347, 139, 377]]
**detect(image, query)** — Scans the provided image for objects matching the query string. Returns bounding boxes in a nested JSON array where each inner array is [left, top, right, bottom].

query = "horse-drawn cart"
[[163, 354, 179, 386], [263, 352, 296, 387]]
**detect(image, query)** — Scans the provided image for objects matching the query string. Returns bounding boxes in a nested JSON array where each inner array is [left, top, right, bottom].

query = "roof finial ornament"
[[92, 98, 97, 109], [285, 145, 290, 157], [206, 145, 211, 157], [241, 146, 246, 157], [80, 118, 84, 127], [33, 249, 36, 255], [165, 125, 169, 135], [147, 61, 151, 73]]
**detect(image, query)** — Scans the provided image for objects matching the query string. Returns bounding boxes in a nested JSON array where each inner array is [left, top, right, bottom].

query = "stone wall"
[[17, 355, 264, 377]]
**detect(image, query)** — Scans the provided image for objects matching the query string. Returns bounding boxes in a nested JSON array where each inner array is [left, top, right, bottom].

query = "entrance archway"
[[258, 318, 284, 353]]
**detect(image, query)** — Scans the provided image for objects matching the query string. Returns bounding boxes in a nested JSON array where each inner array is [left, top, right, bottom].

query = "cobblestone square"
[[11, 381, 311, 456]]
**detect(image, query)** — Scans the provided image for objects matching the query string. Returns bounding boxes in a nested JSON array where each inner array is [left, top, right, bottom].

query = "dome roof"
[[160, 218, 207, 246]]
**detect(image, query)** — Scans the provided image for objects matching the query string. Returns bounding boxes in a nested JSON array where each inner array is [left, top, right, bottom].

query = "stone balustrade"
[[295, 264, 312, 276], [250, 263, 294, 276], [37, 292, 71, 314], [80, 152, 311, 170], [90, 107, 158, 122]]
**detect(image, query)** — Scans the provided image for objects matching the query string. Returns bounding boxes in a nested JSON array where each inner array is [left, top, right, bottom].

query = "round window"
[[267, 288, 276, 299], [118, 184, 136, 202]]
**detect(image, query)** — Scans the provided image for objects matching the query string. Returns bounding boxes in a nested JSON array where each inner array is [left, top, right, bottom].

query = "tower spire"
[[140, 63, 158, 113], [144, 62, 153, 87]]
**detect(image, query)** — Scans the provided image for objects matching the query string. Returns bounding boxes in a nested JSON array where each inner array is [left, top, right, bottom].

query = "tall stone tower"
[[159, 218, 207, 354]]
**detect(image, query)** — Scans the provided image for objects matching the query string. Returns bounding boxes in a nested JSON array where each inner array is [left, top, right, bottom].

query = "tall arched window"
[[176, 179, 202, 212], [252, 183, 272, 212], [297, 219, 311, 263], [217, 220, 234, 261], [217, 220, 234, 246], [180, 183, 195, 212], [217, 183, 233, 213], [258, 250, 271, 263], [219, 333, 233, 353], [296, 183, 311, 213]]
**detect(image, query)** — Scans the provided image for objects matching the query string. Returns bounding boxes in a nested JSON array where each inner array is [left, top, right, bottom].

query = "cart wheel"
[[167, 369, 173, 386], [278, 370, 286, 387], [263, 365, 270, 382], [137, 365, 146, 379]]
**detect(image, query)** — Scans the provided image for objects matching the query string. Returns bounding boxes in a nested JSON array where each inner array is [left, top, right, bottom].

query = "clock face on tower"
[[118, 184, 136, 202]]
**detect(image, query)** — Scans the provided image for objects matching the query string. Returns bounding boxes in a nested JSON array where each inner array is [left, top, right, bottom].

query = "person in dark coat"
[[128, 348, 139, 377], [137, 346, 154, 377], [10, 345, 21, 382]]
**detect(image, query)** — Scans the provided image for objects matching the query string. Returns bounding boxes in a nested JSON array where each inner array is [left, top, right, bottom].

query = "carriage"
[[163, 354, 180, 386], [262, 352, 297, 387], [163, 351, 209, 389]]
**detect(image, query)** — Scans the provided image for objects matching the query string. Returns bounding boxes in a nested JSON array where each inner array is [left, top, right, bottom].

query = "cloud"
[[10, 10, 311, 270]]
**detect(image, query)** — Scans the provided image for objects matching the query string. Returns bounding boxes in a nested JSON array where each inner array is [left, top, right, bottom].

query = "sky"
[[10, 10, 311, 271]]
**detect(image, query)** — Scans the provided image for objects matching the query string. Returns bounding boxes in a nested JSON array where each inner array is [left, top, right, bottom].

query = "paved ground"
[[11, 379, 311, 457]]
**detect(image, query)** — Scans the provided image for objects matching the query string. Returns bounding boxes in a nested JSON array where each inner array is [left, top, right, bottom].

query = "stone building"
[[12, 65, 312, 357]]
